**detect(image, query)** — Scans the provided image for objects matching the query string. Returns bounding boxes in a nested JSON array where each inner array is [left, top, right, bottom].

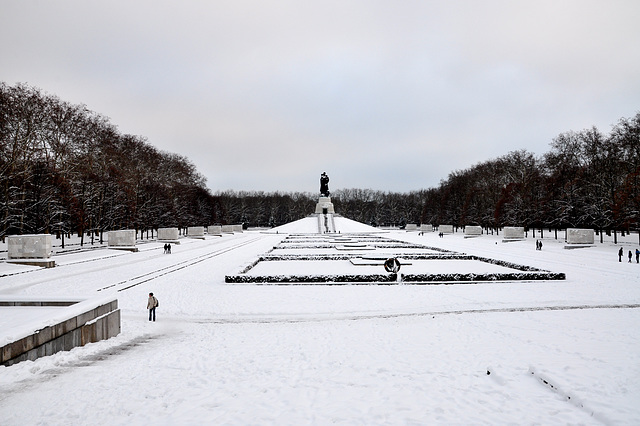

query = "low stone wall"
[[232, 225, 243, 233], [108, 230, 136, 247], [8, 234, 53, 259], [1, 299, 120, 366], [221, 225, 234, 233], [158, 227, 179, 241], [567, 228, 594, 244], [420, 224, 433, 232], [503, 227, 525, 240], [405, 224, 418, 231], [464, 226, 482, 237]]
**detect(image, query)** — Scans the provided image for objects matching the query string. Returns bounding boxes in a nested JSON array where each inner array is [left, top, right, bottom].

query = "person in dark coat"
[[629, 250, 633, 263], [636, 248, 639, 263], [618, 247, 623, 262], [147, 292, 159, 321]]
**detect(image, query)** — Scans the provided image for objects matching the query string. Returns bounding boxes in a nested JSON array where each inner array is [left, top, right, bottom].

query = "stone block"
[[503, 227, 525, 239], [54, 317, 78, 338], [157, 227, 179, 241], [315, 197, 335, 214], [7, 234, 53, 259], [464, 226, 482, 237], [107, 310, 121, 339], [108, 230, 136, 247], [221, 225, 234, 233], [232, 224, 243, 233], [35, 326, 53, 346], [439, 225, 454, 234], [567, 228, 594, 244], [77, 308, 98, 326], [187, 226, 205, 237], [208, 225, 222, 235], [420, 224, 433, 232], [405, 224, 418, 231]]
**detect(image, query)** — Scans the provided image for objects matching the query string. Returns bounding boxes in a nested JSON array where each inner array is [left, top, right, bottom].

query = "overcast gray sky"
[[2, 0, 639, 194]]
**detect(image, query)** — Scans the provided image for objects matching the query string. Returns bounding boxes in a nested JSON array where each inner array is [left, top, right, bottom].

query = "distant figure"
[[618, 247, 623, 262], [629, 250, 633, 263], [147, 292, 159, 321], [163, 243, 168, 254], [167, 243, 172, 254], [636, 248, 639, 263], [320, 172, 330, 197]]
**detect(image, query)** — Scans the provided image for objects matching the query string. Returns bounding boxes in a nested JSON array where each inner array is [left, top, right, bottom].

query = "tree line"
[[2, 82, 638, 243]]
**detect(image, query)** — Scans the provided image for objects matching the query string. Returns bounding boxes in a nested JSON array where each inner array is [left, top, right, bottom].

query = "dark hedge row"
[[225, 271, 565, 284], [257, 254, 472, 262]]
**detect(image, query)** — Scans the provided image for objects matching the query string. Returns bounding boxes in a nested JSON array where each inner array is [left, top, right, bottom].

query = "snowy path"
[[0, 230, 639, 424]]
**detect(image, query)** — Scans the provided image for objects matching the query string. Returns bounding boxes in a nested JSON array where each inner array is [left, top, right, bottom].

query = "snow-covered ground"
[[0, 225, 639, 425]]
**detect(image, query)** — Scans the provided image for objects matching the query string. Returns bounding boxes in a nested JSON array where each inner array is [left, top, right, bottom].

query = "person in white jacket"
[[147, 292, 159, 321]]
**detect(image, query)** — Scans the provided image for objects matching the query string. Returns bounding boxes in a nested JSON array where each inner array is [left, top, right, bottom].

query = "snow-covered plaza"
[[0, 223, 639, 425]]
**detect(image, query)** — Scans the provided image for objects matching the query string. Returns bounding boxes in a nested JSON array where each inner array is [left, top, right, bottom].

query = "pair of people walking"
[[536, 240, 543, 250], [163, 243, 172, 254]]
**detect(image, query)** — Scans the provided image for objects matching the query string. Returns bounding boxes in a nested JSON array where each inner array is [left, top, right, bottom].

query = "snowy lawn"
[[0, 229, 639, 424]]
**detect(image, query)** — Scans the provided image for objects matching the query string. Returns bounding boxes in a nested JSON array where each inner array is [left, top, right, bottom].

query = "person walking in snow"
[[147, 292, 159, 321], [629, 250, 633, 263], [618, 247, 623, 262], [636, 248, 639, 263]]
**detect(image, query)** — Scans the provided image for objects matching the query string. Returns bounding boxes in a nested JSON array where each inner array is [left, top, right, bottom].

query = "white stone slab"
[[464, 226, 482, 236], [107, 230, 136, 247], [503, 227, 525, 239], [420, 224, 433, 232], [232, 225, 243, 233], [157, 228, 179, 241], [7, 234, 53, 259], [567, 228, 594, 244], [405, 224, 418, 231], [208, 225, 222, 235], [221, 225, 234, 233], [439, 224, 453, 234]]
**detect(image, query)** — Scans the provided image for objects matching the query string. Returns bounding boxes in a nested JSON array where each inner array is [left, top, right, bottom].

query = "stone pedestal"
[[315, 197, 335, 214], [420, 224, 433, 232], [232, 224, 243, 233], [221, 225, 234, 233], [405, 224, 418, 231]]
